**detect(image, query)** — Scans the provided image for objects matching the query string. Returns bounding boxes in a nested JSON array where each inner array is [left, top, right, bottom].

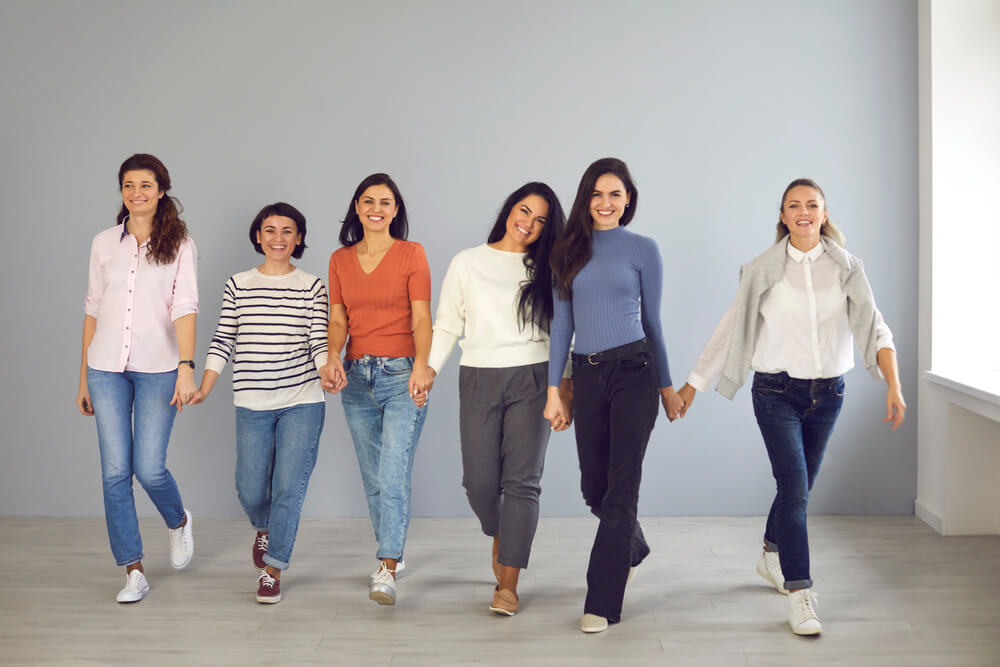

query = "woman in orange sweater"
[[324, 173, 433, 606]]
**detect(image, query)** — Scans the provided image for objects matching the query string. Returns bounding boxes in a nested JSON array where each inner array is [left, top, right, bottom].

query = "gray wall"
[[0, 0, 918, 518]]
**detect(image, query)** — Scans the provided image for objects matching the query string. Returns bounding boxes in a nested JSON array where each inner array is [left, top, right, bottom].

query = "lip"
[[515, 223, 531, 235]]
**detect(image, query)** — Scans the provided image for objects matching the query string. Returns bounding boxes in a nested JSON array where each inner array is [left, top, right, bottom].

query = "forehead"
[[784, 185, 823, 203], [594, 173, 626, 191], [261, 215, 298, 230], [359, 184, 396, 201], [516, 194, 549, 216], [122, 169, 158, 184]]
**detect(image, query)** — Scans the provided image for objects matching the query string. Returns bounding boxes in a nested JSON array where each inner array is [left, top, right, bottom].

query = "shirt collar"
[[786, 240, 825, 264], [119, 222, 129, 241]]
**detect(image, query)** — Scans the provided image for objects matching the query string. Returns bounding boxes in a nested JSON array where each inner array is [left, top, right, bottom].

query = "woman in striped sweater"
[[192, 202, 332, 604]]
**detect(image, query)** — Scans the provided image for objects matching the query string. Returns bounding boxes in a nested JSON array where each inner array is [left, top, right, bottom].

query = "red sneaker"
[[253, 532, 268, 570], [256, 570, 281, 604]]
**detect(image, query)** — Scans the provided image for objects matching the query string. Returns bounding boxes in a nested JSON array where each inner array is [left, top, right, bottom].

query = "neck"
[[127, 213, 154, 242], [489, 236, 528, 253], [258, 259, 295, 275], [361, 231, 393, 253], [788, 235, 821, 252], [592, 221, 619, 231]]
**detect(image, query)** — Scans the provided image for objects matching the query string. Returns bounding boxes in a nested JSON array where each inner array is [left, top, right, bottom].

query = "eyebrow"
[[520, 204, 533, 214]]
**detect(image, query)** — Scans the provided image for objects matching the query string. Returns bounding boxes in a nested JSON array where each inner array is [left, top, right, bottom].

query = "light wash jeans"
[[87, 367, 186, 566], [341, 355, 427, 561], [235, 401, 325, 570]]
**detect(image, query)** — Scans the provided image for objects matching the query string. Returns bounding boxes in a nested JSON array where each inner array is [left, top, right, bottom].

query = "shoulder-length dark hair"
[[250, 202, 308, 258], [117, 153, 188, 265], [339, 173, 409, 247], [550, 157, 638, 299], [486, 182, 566, 334]]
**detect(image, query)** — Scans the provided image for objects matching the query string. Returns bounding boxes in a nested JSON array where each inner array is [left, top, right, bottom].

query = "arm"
[[543, 290, 574, 431], [170, 313, 198, 412], [189, 369, 219, 405], [636, 238, 682, 421], [677, 294, 742, 417], [426, 255, 465, 376], [408, 300, 434, 405], [877, 347, 906, 430], [323, 304, 349, 393], [76, 315, 97, 416]]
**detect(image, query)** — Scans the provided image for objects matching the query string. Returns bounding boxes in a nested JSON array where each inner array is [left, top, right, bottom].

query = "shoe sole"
[[256, 594, 282, 604], [581, 623, 608, 633], [489, 605, 516, 616], [116, 586, 149, 603], [369, 590, 396, 605], [791, 623, 822, 636]]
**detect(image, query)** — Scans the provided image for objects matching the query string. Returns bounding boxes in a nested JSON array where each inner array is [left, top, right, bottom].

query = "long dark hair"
[[339, 173, 409, 246], [550, 157, 638, 299], [486, 182, 566, 334], [116, 153, 188, 264]]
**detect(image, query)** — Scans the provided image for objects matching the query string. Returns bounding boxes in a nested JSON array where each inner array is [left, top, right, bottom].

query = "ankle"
[[126, 562, 143, 574], [265, 565, 281, 579]]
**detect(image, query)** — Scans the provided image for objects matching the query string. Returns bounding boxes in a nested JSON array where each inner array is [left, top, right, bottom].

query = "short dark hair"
[[339, 173, 409, 247], [249, 202, 308, 258]]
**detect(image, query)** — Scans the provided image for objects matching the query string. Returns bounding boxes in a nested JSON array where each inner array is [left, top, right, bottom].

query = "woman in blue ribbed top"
[[544, 157, 683, 633]]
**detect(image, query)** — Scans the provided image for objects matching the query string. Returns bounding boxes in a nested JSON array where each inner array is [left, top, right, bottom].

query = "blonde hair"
[[775, 178, 845, 247]]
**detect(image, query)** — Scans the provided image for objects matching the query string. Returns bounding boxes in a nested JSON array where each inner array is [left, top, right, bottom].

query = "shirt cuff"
[[169, 303, 199, 321], [687, 371, 711, 393], [313, 352, 329, 370], [204, 355, 227, 375]]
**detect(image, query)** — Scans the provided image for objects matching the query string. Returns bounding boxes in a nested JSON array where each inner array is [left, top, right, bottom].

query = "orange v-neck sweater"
[[328, 240, 431, 360]]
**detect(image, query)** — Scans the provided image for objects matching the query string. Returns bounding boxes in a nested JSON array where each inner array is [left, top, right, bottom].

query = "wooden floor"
[[2, 515, 998, 666]]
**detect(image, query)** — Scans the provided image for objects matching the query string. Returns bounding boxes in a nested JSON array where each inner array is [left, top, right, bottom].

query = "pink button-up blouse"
[[84, 224, 199, 373]]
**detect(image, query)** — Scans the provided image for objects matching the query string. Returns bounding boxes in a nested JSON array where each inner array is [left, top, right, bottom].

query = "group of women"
[[77, 153, 905, 637]]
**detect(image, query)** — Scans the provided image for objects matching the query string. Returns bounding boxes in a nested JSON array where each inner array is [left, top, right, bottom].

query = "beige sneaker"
[[581, 613, 608, 633], [756, 549, 788, 594], [788, 589, 822, 635]]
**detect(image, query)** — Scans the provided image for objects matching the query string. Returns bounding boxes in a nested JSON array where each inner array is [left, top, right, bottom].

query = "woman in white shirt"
[[425, 182, 570, 616], [677, 178, 906, 636]]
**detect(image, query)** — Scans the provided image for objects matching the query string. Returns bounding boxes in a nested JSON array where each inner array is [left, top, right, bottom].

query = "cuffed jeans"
[[341, 356, 427, 561], [87, 367, 186, 566], [572, 340, 659, 623], [752, 371, 844, 590], [459, 362, 551, 569], [235, 401, 324, 570]]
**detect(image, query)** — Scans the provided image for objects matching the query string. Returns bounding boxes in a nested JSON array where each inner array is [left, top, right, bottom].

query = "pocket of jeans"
[[382, 357, 414, 375], [752, 374, 788, 394], [832, 377, 846, 398], [343, 359, 353, 373], [619, 352, 652, 371]]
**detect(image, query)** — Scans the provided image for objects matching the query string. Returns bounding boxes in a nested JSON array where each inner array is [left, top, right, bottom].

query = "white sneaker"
[[756, 550, 789, 594], [788, 589, 822, 635], [580, 613, 608, 633], [116, 569, 149, 603], [369, 561, 396, 605], [168, 509, 194, 569], [370, 559, 405, 580]]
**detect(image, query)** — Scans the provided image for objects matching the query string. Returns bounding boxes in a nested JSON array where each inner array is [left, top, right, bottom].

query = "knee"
[[499, 477, 541, 504], [133, 460, 169, 489]]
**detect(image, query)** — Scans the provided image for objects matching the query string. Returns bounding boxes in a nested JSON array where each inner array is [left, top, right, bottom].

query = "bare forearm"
[[79, 315, 97, 385], [877, 347, 901, 390], [174, 313, 197, 361]]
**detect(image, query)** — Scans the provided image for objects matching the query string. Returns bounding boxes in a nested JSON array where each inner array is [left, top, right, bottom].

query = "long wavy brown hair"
[[116, 154, 188, 264]]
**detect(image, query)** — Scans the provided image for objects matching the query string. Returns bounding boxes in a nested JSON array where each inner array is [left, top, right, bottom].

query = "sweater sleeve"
[[636, 237, 672, 388], [205, 277, 238, 374], [548, 288, 574, 387], [428, 253, 465, 373], [310, 278, 330, 370], [687, 291, 740, 392]]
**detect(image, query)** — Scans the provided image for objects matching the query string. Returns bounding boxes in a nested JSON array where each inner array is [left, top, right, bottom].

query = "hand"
[[321, 360, 347, 394], [543, 387, 571, 432], [408, 364, 436, 406], [76, 384, 94, 416], [884, 386, 906, 430], [170, 369, 198, 413], [187, 384, 209, 406], [677, 383, 696, 418], [660, 386, 684, 422]]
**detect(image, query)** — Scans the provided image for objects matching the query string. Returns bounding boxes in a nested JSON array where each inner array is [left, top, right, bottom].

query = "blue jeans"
[[341, 355, 427, 561], [87, 367, 186, 566], [235, 401, 324, 570], [752, 371, 844, 590]]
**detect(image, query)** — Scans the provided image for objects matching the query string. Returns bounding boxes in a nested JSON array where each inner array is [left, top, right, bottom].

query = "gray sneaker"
[[116, 569, 149, 603], [369, 561, 396, 605]]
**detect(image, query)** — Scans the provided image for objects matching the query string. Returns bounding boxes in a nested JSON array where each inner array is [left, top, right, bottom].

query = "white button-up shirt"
[[688, 242, 894, 390], [84, 224, 199, 373]]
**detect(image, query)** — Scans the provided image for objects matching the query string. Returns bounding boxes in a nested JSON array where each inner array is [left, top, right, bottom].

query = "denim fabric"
[[458, 363, 551, 569], [87, 367, 186, 566], [341, 356, 427, 561], [752, 371, 844, 590], [234, 401, 324, 570], [572, 344, 659, 623]]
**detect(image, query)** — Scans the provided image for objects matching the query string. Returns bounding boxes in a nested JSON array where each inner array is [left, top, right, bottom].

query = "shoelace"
[[372, 562, 396, 584], [796, 591, 819, 619], [256, 533, 269, 552], [258, 571, 276, 590]]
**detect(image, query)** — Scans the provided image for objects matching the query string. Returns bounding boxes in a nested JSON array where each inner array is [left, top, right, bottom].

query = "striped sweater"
[[205, 267, 330, 410]]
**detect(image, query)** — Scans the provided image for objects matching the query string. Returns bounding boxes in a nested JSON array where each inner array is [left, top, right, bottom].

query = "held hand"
[[558, 378, 574, 423], [76, 385, 94, 416], [884, 386, 907, 430], [170, 371, 199, 413], [321, 360, 347, 394], [187, 382, 209, 406], [408, 364, 436, 397], [543, 387, 571, 432], [660, 386, 684, 422], [677, 383, 696, 418]]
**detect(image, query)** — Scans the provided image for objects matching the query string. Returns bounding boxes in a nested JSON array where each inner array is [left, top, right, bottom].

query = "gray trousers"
[[459, 362, 551, 569]]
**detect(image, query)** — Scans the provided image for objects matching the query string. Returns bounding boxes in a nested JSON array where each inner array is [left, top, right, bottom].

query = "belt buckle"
[[587, 353, 599, 366]]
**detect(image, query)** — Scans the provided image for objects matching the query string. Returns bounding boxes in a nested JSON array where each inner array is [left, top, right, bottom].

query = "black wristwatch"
[[178, 360, 195, 370]]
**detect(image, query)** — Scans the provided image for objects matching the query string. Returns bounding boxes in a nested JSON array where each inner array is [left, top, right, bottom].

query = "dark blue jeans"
[[752, 371, 844, 590], [572, 340, 659, 623]]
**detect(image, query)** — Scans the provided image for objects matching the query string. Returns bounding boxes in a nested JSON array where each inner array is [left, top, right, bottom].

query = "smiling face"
[[120, 169, 164, 218], [502, 194, 549, 251], [354, 185, 398, 235], [589, 173, 630, 229], [256, 215, 301, 265], [780, 185, 827, 250]]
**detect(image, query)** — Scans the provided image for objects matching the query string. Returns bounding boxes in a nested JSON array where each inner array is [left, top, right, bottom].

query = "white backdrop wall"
[[0, 0, 918, 518]]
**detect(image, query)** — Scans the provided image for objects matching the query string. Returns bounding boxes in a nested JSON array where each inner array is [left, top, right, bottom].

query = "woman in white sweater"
[[192, 202, 333, 604], [677, 179, 906, 636], [426, 182, 570, 615]]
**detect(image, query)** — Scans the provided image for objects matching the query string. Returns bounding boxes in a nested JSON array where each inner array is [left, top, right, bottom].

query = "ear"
[[256, 229, 262, 244]]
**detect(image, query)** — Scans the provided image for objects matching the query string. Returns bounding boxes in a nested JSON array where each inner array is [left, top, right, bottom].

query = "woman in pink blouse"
[[76, 154, 198, 603]]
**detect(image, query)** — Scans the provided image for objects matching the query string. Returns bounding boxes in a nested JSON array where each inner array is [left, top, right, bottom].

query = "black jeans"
[[572, 339, 659, 623]]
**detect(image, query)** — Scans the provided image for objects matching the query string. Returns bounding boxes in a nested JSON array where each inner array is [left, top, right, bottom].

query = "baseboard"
[[915, 498, 945, 534]]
